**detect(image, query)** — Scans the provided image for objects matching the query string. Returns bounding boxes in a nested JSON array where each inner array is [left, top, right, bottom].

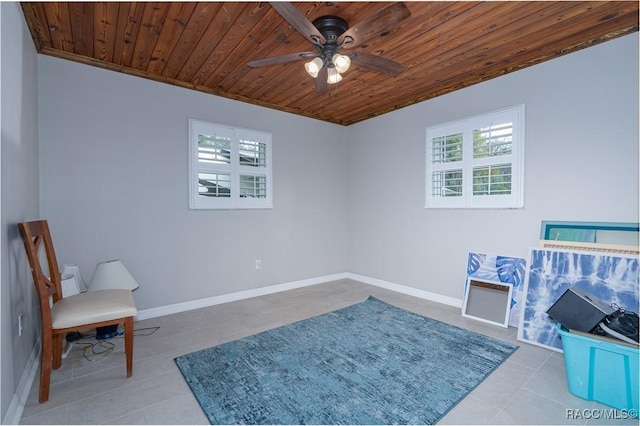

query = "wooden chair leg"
[[52, 333, 63, 369], [39, 331, 52, 403], [124, 317, 134, 377]]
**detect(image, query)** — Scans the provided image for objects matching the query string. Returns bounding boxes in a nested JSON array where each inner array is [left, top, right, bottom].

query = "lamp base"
[[96, 324, 119, 340]]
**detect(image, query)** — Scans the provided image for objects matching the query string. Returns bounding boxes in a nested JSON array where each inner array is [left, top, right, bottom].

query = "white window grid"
[[425, 105, 524, 209], [189, 120, 272, 209]]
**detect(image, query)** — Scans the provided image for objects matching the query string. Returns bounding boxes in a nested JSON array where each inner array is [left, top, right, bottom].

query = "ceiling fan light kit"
[[248, 2, 411, 93], [304, 54, 350, 81]]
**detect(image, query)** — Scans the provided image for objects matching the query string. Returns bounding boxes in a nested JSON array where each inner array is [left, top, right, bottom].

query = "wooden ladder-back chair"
[[18, 220, 137, 403]]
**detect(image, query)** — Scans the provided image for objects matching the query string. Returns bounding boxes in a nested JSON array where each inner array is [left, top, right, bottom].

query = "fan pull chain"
[[330, 79, 340, 98]]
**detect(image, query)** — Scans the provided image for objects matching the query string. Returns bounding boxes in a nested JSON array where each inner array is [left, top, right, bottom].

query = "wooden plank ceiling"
[[21, 2, 639, 126]]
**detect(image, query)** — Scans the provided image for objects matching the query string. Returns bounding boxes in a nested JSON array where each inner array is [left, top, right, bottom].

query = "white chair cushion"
[[51, 289, 137, 330]]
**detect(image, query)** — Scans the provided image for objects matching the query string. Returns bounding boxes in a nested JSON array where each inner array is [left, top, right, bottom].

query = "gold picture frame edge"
[[539, 240, 639, 255]]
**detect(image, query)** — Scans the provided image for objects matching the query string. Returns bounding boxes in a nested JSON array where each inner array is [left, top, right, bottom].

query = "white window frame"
[[425, 105, 525, 209], [189, 119, 273, 210]]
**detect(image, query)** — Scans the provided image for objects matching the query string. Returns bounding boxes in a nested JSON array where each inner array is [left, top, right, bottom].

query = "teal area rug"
[[175, 296, 518, 424]]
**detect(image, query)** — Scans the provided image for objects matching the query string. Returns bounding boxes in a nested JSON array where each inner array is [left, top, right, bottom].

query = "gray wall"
[[38, 56, 350, 311], [347, 33, 639, 301], [1, 2, 41, 421]]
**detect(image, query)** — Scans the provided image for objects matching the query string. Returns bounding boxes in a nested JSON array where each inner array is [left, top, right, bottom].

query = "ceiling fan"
[[247, 2, 411, 92]]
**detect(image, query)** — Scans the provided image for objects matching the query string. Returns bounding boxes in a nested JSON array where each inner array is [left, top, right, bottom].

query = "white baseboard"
[[136, 272, 462, 321], [135, 273, 349, 320], [3, 339, 40, 425], [345, 272, 463, 308]]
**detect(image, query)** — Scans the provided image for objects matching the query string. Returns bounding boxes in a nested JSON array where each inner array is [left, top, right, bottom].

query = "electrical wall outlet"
[[18, 314, 23, 337], [255, 259, 262, 270]]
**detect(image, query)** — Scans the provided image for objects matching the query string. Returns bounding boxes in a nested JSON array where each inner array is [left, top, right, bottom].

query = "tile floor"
[[19, 279, 638, 425]]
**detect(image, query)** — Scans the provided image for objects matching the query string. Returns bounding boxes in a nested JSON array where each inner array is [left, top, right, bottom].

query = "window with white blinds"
[[189, 120, 272, 209], [425, 105, 524, 208]]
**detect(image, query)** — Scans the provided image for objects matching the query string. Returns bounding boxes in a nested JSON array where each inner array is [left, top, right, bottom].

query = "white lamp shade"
[[60, 274, 81, 298], [327, 67, 342, 84], [305, 57, 323, 78], [89, 260, 139, 291], [62, 264, 87, 292], [332, 54, 351, 73]]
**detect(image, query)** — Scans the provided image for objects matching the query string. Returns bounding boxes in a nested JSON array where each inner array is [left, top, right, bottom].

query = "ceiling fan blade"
[[348, 51, 404, 75], [270, 2, 326, 46], [315, 67, 329, 93], [248, 52, 318, 68], [338, 2, 410, 49]]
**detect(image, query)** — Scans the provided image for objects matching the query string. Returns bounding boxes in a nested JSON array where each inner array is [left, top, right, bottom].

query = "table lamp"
[[89, 259, 139, 339], [60, 274, 81, 298], [61, 264, 87, 292]]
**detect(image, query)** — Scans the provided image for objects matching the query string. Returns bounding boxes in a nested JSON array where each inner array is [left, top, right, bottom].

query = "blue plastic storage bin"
[[558, 324, 639, 415]]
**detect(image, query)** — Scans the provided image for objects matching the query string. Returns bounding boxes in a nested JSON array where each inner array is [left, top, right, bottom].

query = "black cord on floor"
[[72, 326, 160, 362]]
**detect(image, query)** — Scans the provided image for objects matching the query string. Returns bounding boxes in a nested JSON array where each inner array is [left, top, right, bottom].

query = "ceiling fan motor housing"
[[312, 16, 348, 43]]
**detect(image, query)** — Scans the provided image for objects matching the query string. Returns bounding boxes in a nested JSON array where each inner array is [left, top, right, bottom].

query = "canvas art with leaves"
[[466, 252, 527, 327]]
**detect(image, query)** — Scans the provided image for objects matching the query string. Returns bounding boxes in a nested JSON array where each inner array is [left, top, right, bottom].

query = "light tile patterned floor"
[[19, 279, 638, 425]]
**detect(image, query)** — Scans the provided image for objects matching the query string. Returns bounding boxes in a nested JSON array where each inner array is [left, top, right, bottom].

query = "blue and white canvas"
[[518, 248, 639, 351], [466, 252, 527, 327]]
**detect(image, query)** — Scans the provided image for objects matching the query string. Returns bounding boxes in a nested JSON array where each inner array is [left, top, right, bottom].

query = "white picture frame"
[[462, 278, 513, 328]]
